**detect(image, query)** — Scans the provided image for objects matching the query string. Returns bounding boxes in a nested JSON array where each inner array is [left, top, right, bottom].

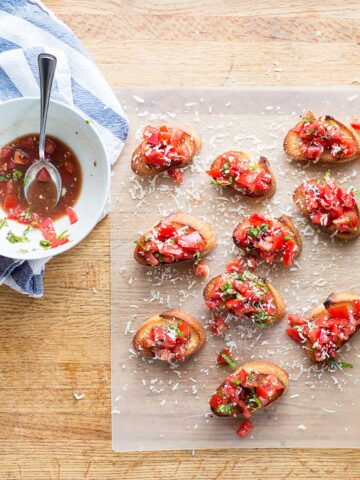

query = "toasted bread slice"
[[134, 211, 216, 266], [233, 214, 302, 265], [203, 273, 286, 324], [293, 179, 360, 240], [209, 151, 276, 198], [302, 293, 360, 362], [132, 308, 206, 361], [131, 124, 202, 176], [284, 113, 360, 163], [211, 360, 289, 417]]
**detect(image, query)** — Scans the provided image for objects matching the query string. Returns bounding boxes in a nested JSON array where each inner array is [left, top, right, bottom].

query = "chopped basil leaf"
[[22, 226, 31, 242], [302, 117, 314, 124], [176, 328, 183, 338], [134, 240, 146, 250], [284, 236, 291, 241], [220, 352, 237, 368], [6, 231, 23, 244], [324, 171, 331, 180], [327, 359, 353, 369], [40, 239, 51, 248], [144, 234, 151, 242], [56, 230, 69, 240], [220, 281, 234, 295], [248, 223, 269, 238], [12, 170, 22, 181], [168, 238, 175, 244], [0, 218, 7, 229], [0, 174, 8, 182], [233, 379, 242, 386], [210, 179, 222, 186], [216, 403, 234, 415]]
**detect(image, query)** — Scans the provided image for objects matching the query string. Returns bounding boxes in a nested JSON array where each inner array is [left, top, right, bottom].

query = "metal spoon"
[[24, 53, 62, 205]]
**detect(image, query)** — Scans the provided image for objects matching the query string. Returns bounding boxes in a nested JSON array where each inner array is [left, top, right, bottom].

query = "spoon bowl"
[[24, 53, 62, 208]]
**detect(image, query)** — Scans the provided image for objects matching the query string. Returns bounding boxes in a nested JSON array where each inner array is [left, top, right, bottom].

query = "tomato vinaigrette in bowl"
[[0, 134, 82, 249]]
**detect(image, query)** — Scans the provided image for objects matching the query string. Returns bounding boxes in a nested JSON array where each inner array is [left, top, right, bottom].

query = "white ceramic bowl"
[[0, 97, 110, 260]]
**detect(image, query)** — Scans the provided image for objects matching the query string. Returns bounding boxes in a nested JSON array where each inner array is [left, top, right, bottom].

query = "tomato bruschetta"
[[204, 269, 285, 328], [133, 308, 206, 362], [134, 212, 216, 267], [131, 124, 201, 183], [284, 111, 360, 163], [206, 151, 276, 198], [293, 174, 360, 240], [210, 360, 288, 438], [233, 213, 302, 268], [287, 293, 360, 363]]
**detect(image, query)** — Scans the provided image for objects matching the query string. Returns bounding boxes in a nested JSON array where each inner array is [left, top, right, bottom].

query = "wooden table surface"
[[1, 1, 360, 478]]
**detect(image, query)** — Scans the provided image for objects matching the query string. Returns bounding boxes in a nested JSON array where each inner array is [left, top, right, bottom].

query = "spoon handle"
[[38, 53, 57, 163]]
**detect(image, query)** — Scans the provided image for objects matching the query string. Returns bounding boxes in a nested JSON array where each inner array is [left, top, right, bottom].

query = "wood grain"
[[0, 0, 359, 478]]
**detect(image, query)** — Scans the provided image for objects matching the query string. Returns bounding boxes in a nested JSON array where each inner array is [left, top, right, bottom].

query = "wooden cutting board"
[[1, 0, 360, 478]]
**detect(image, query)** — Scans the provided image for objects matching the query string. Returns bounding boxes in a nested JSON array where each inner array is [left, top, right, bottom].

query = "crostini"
[[131, 124, 201, 183], [287, 293, 360, 363], [293, 174, 360, 240], [134, 211, 216, 267], [233, 212, 302, 268], [204, 269, 285, 328], [284, 111, 360, 163], [206, 151, 276, 198], [133, 308, 206, 362], [210, 360, 288, 437]]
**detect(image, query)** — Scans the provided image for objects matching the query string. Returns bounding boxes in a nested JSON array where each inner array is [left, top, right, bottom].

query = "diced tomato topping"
[[234, 213, 297, 267], [157, 221, 177, 238], [1, 146, 12, 159], [351, 121, 360, 131], [300, 176, 359, 233], [66, 207, 78, 225], [144, 321, 190, 362], [193, 261, 209, 277], [178, 231, 205, 251], [37, 167, 51, 182], [327, 304, 350, 320], [207, 151, 272, 194], [4, 194, 17, 210], [287, 299, 360, 362], [205, 269, 275, 326], [208, 317, 227, 335], [168, 168, 184, 184], [135, 220, 206, 267], [209, 392, 227, 409], [141, 125, 190, 170], [236, 419, 254, 438], [294, 113, 357, 160], [286, 327, 302, 343], [256, 385, 269, 400]]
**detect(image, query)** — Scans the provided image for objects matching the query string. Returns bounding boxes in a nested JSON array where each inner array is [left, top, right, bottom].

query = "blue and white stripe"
[[0, 0, 129, 297]]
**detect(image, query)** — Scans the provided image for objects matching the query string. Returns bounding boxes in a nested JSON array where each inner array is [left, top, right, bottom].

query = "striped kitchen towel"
[[0, 0, 129, 297]]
